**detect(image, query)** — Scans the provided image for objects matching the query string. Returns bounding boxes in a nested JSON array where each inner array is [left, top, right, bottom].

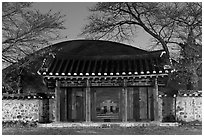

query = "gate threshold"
[[38, 122, 179, 128]]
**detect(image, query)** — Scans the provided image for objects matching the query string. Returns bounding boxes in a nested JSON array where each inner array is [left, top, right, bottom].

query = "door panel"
[[76, 95, 84, 121], [139, 87, 148, 120], [133, 87, 140, 121], [60, 88, 84, 122]]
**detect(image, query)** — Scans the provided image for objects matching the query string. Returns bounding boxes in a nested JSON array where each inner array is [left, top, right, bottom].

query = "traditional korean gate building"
[[38, 40, 171, 123]]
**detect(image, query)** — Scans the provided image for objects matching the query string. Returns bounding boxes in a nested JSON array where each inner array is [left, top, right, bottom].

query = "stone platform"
[[38, 122, 180, 128]]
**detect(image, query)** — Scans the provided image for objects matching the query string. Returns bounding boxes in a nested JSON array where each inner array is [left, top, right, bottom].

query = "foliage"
[[168, 2, 202, 90], [82, 2, 202, 90], [2, 2, 66, 64], [2, 2, 66, 93], [2, 44, 58, 93], [82, 2, 172, 55]]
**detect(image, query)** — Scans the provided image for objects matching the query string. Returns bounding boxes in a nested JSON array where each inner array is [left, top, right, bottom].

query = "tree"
[[2, 2, 66, 65], [82, 2, 202, 90], [2, 2, 66, 93], [169, 3, 202, 90]]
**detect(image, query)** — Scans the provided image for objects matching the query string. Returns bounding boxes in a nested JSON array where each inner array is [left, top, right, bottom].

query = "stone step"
[[38, 122, 180, 128]]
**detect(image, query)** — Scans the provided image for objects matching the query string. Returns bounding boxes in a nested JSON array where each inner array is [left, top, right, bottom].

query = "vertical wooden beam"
[[38, 98, 43, 123], [94, 90, 97, 119], [146, 87, 149, 120], [60, 89, 65, 121], [153, 77, 159, 121], [128, 87, 134, 121], [64, 88, 68, 121], [122, 79, 128, 122], [118, 89, 122, 120], [83, 89, 86, 121], [49, 94, 54, 122], [67, 88, 72, 121], [85, 79, 91, 122], [71, 89, 76, 120], [158, 96, 163, 121], [148, 87, 153, 120], [55, 80, 61, 122], [91, 89, 97, 121], [150, 88, 154, 121], [124, 87, 128, 122]]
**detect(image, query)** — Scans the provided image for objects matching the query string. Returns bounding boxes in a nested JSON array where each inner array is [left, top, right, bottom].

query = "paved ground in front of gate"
[[2, 125, 202, 135]]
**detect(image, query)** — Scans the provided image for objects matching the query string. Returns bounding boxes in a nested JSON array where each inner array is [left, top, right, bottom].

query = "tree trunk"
[[187, 68, 199, 90], [17, 74, 22, 94], [137, 19, 170, 57], [17, 67, 23, 94]]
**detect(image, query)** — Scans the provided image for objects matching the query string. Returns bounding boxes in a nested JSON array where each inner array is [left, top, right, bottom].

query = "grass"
[[2, 125, 202, 135]]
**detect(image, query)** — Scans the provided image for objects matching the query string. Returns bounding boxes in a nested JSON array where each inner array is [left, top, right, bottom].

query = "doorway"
[[91, 87, 121, 122], [59, 88, 85, 122]]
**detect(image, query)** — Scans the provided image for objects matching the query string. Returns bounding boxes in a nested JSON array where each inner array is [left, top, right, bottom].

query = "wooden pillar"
[[122, 79, 128, 122], [38, 98, 44, 123], [71, 90, 76, 120], [94, 91, 97, 119], [153, 77, 159, 121], [148, 87, 153, 120], [64, 88, 68, 121], [128, 88, 134, 121], [85, 79, 91, 122], [91, 89, 97, 121], [119, 89, 122, 120], [55, 80, 61, 122], [146, 87, 149, 120], [60, 89, 65, 121]]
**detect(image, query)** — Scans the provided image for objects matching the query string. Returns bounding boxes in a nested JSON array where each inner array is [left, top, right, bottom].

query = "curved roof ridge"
[[52, 39, 148, 51], [46, 39, 151, 57], [54, 50, 165, 59]]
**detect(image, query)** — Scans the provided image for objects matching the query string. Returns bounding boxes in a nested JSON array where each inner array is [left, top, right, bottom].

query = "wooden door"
[[76, 94, 84, 121], [133, 87, 140, 121], [67, 88, 72, 121]]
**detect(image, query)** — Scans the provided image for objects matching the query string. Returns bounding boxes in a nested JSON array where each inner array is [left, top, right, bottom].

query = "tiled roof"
[[46, 40, 149, 56], [39, 51, 170, 77], [2, 93, 55, 100], [178, 90, 202, 97]]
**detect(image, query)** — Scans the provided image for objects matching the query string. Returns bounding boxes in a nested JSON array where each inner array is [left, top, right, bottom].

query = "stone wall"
[[176, 96, 202, 122], [2, 93, 202, 123], [2, 99, 41, 122], [159, 95, 202, 122], [48, 98, 56, 122], [2, 93, 56, 123]]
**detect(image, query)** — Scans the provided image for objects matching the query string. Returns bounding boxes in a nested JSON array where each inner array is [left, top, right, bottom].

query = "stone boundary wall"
[[2, 98, 56, 123], [176, 96, 202, 122], [2, 99, 41, 122], [2, 92, 202, 123], [159, 94, 202, 122]]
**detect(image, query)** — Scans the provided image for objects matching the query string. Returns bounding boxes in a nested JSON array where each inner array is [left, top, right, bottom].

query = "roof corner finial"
[[160, 51, 166, 57], [49, 53, 56, 58]]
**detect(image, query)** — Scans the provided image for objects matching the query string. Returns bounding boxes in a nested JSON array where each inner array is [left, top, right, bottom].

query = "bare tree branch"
[[2, 2, 66, 66], [81, 2, 202, 90]]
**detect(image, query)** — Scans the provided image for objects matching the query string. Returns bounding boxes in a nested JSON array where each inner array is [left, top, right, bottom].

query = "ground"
[[2, 125, 202, 135]]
